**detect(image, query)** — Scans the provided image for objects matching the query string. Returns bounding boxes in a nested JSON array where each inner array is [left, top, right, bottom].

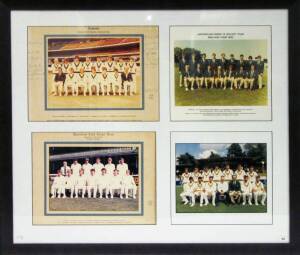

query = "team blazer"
[[188, 60, 198, 76], [235, 70, 247, 78], [246, 70, 258, 79], [121, 72, 133, 84], [219, 59, 228, 70], [178, 58, 187, 73], [224, 70, 235, 78], [204, 70, 215, 78], [215, 70, 225, 78], [228, 180, 241, 192], [256, 61, 264, 74]]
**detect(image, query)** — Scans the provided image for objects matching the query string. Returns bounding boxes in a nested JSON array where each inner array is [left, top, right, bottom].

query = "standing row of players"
[[179, 164, 266, 207], [50, 157, 137, 199], [50, 56, 139, 96], [177, 53, 266, 91]]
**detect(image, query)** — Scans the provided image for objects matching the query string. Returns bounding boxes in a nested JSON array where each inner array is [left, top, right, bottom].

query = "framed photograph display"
[[32, 132, 156, 225], [170, 25, 272, 121], [27, 25, 159, 121], [9, 9, 291, 248], [170, 131, 273, 225]]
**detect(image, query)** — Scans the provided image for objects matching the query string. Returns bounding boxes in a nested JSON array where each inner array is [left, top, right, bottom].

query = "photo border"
[[43, 141, 144, 217], [5, 7, 295, 252], [26, 25, 160, 122], [44, 33, 145, 111], [169, 25, 273, 122], [169, 131, 273, 225]]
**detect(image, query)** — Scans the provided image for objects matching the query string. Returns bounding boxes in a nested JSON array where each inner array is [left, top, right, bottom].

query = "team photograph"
[[47, 36, 142, 109], [173, 39, 268, 106], [175, 143, 267, 213], [48, 145, 140, 213]]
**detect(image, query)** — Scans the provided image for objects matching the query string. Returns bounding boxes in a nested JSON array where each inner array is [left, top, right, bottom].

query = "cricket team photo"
[[48, 145, 140, 213], [27, 26, 159, 121], [32, 132, 156, 225], [175, 143, 268, 214], [173, 40, 269, 107], [47, 36, 142, 109]]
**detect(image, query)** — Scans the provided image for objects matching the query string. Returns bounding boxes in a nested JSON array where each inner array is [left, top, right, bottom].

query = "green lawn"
[[174, 66, 268, 106], [176, 186, 267, 213]]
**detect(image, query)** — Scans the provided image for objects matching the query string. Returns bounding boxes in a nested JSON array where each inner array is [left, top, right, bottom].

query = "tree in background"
[[209, 151, 221, 159], [174, 47, 183, 63], [176, 153, 196, 167], [244, 143, 267, 164], [227, 143, 244, 158], [174, 47, 201, 64]]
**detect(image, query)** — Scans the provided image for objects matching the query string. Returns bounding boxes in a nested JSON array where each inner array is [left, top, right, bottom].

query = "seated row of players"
[[50, 56, 138, 96], [180, 165, 266, 207], [178, 53, 265, 91], [180, 174, 266, 207], [50, 157, 137, 199]]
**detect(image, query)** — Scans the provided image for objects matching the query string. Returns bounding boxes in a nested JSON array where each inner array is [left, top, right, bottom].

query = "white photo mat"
[[170, 25, 272, 121], [11, 10, 289, 243], [170, 131, 273, 225]]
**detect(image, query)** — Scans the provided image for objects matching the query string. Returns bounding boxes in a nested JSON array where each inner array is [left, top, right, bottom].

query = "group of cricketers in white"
[[50, 157, 137, 200], [179, 164, 267, 207], [50, 56, 138, 97]]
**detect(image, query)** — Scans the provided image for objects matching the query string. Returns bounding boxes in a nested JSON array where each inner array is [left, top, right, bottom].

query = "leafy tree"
[[174, 47, 202, 63], [174, 47, 183, 63], [227, 143, 244, 158], [244, 143, 267, 163], [209, 151, 221, 159], [177, 153, 196, 166]]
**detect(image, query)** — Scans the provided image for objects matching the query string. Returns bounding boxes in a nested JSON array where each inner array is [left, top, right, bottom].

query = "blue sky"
[[176, 143, 245, 159], [174, 40, 267, 59]]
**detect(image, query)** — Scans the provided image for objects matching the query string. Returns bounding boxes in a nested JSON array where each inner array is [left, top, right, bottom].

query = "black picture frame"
[[1, 1, 299, 254]]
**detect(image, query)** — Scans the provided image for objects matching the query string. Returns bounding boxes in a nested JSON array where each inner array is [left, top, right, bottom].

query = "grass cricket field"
[[49, 193, 139, 212], [174, 66, 268, 106], [176, 186, 267, 213], [47, 73, 142, 109]]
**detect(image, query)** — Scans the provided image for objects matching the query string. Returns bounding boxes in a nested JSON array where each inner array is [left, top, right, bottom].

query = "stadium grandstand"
[[49, 146, 140, 183], [48, 37, 141, 63]]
